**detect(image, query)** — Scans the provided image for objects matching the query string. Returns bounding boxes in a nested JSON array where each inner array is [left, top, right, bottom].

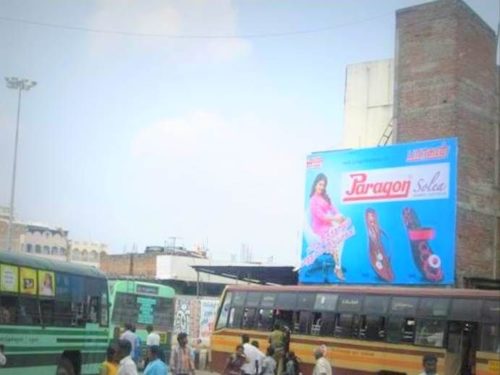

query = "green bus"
[[108, 280, 175, 366], [0, 250, 109, 375]]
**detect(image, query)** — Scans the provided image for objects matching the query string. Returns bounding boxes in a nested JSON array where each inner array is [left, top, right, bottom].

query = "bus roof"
[[223, 284, 499, 299], [112, 280, 175, 298], [0, 250, 106, 279]]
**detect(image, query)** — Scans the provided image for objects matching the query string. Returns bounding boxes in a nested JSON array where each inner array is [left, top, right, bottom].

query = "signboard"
[[199, 299, 219, 340], [20, 267, 37, 294], [0, 265, 19, 292], [38, 271, 55, 297], [300, 138, 457, 285], [136, 284, 159, 295], [137, 296, 156, 325]]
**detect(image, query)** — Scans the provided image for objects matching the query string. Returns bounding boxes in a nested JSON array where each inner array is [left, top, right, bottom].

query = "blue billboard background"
[[299, 138, 457, 285]]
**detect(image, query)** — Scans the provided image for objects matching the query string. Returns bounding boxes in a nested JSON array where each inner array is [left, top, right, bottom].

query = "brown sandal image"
[[365, 208, 394, 282]]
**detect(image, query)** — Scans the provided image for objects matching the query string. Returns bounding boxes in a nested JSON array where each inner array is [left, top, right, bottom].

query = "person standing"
[[145, 325, 162, 366], [147, 325, 161, 347], [144, 345, 168, 375], [251, 340, 265, 375], [261, 347, 277, 375], [269, 323, 285, 374], [170, 332, 195, 375], [131, 325, 142, 366], [419, 354, 439, 375], [100, 344, 119, 375], [117, 339, 138, 375], [241, 334, 259, 375], [120, 324, 138, 364], [312, 347, 331, 375]]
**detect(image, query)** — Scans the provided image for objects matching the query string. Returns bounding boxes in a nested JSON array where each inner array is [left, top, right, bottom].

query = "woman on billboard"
[[304, 173, 354, 281]]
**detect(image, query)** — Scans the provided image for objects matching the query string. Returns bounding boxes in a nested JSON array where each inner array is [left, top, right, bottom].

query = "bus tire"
[[56, 358, 76, 375]]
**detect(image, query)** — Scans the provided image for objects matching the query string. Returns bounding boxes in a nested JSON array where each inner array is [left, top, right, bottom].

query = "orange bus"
[[210, 285, 499, 375]]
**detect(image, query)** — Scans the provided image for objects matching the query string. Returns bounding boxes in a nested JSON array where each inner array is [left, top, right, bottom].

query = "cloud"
[[86, 0, 251, 63]]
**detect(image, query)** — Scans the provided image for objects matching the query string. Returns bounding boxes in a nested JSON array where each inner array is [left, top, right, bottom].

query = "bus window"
[[450, 299, 482, 321], [298, 310, 312, 334], [334, 313, 360, 338], [215, 292, 232, 329], [417, 298, 450, 317], [338, 295, 363, 314], [360, 296, 389, 341], [387, 316, 415, 343], [228, 306, 244, 328], [415, 319, 445, 347], [275, 293, 297, 311], [480, 324, 500, 353], [54, 300, 72, 326], [17, 296, 40, 325], [297, 293, 316, 310], [245, 292, 261, 308], [314, 294, 338, 311], [40, 299, 55, 325], [360, 315, 386, 341], [261, 293, 276, 309], [232, 292, 246, 307], [318, 312, 336, 336], [482, 300, 500, 323], [257, 308, 273, 331], [242, 308, 257, 329], [100, 290, 108, 326], [390, 297, 418, 316], [0, 295, 17, 324]]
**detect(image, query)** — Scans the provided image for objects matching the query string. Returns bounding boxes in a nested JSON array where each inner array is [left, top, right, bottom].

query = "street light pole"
[[5, 77, 37, 251]]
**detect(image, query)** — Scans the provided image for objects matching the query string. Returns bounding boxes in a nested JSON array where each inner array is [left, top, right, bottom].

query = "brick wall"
[[395, 0, 499, 284], [100, 253, 157, 277]]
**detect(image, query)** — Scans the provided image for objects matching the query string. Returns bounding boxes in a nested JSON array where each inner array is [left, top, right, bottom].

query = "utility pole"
[[5, 77, 37, 251]]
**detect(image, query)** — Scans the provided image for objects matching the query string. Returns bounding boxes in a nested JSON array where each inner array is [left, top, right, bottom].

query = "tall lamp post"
[[5, 77, 37, 251]]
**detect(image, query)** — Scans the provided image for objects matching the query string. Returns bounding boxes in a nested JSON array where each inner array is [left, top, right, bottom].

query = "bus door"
[[446, 298, 482, 375], [447, 321, 478, 375]]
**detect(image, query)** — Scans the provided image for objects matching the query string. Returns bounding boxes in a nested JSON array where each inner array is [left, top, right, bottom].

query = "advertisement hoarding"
[[300, 138, 457, 285]]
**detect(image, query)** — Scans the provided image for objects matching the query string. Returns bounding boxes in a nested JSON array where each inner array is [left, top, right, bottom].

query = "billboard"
[[300, 138, 457, 285]]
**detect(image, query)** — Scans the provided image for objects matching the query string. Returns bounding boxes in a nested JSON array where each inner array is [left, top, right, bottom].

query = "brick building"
[[394, 0, 499, 285]]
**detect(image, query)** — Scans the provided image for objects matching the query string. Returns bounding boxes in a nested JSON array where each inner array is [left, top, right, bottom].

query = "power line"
[[0, 12, 392, 39]]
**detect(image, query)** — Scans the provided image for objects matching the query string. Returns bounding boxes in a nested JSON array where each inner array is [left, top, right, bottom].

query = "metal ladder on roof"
[[378, 118, 394, 146]]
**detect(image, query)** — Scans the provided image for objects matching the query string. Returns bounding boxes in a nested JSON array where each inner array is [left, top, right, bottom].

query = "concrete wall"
[[156, 254, 239, 284], [343, 59, 394, 148], [394, 0, 500, 284]]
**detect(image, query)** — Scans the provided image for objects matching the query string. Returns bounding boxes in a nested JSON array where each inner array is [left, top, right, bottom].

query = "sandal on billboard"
[[365, 208, 395, 282], [402, 207, 443, 282]]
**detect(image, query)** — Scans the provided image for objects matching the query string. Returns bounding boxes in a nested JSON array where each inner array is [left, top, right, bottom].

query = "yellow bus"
[[211, 285, 499, 375]]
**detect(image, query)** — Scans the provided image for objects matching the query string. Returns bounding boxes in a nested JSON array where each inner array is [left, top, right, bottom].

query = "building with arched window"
[[19, 224, 69, 262], [69, 241, 108, 268]]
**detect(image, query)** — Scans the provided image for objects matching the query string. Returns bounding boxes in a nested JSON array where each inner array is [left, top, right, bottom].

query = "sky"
[[0, 0, 498, 265]]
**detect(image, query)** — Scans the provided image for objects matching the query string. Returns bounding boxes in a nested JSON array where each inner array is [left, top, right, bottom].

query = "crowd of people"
[[223, 323, 305, 375], [220, 323, 440, 375], [99, 324, 195, 375], [0, 321, 440, 375]]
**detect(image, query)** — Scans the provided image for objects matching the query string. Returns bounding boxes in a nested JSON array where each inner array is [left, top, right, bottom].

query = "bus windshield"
[[111, 291, 174, 331]]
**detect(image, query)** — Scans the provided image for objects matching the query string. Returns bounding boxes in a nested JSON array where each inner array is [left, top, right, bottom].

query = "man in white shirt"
[[312, 346, 332, 375], [117, 339, 138, 375], [120, 323, 138, 362], [241, 334, 259, 375], [146, 325, 160, 346], [251, 340, 265, 375]]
